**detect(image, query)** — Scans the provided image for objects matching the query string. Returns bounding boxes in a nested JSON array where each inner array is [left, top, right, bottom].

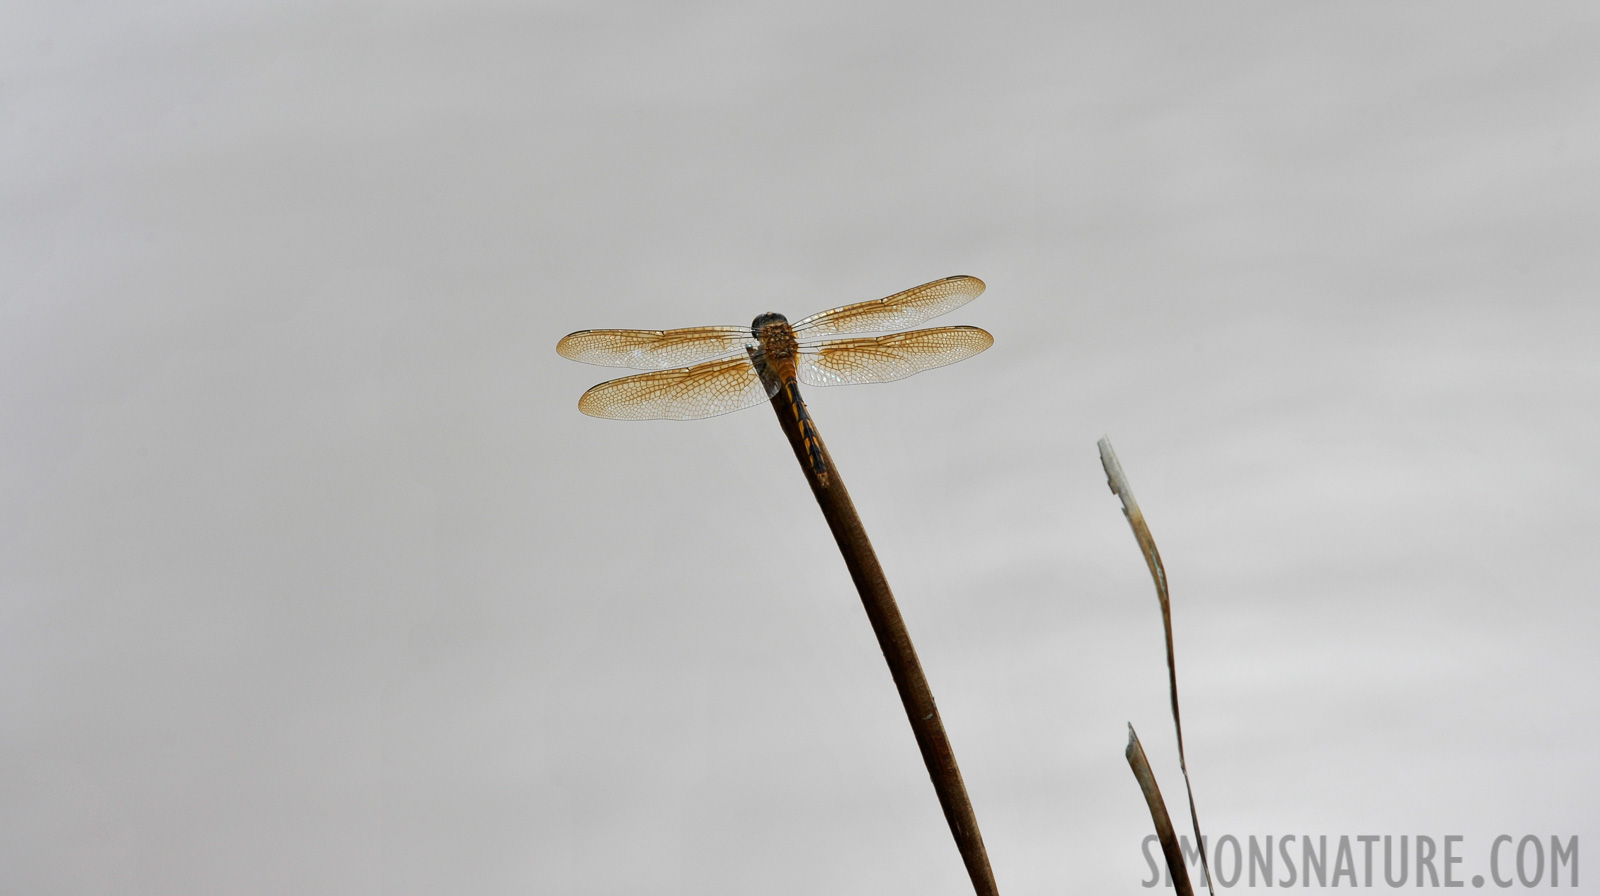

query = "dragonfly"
[[557, 275, 992, 482]]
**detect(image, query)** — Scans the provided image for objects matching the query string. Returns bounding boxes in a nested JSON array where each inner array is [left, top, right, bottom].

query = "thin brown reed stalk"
[[1099, 437, 1212, 896], [759, 368, 999, 896], [1126, 724, 1196, 896]]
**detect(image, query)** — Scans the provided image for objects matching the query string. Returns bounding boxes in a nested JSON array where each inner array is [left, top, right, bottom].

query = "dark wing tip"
[[556, 330, 591, 360], [575, 383, 610, 418]]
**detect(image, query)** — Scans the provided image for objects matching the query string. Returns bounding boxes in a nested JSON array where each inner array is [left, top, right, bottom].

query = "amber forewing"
[[789, 275, 985, 338], [556, 326, 753, 370]]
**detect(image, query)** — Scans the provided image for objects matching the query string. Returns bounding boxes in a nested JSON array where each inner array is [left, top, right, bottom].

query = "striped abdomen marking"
[[785, 378, 829, 483]]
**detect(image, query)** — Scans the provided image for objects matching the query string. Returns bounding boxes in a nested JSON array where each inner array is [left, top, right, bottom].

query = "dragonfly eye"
[[751, 312, 788, 333]]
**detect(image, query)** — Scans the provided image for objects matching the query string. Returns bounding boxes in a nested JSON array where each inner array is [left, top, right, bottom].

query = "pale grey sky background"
[[3, 2, 1597, 894]]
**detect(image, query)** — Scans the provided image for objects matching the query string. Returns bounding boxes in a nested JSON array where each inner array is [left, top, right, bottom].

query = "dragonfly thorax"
[[751, 312, 799, 374]]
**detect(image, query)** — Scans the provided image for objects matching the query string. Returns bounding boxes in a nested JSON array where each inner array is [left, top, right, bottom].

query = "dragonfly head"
[[750, 312, 788, 335]]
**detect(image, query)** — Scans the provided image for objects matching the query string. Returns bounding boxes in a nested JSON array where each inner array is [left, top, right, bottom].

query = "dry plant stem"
[[764, 378, 999, 896], [1126, 725, 1196, 896], [1098, 437, 1213, 896]]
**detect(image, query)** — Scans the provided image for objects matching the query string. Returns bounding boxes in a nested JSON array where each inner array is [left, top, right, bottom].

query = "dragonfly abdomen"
[[784, 378, 829, 483]]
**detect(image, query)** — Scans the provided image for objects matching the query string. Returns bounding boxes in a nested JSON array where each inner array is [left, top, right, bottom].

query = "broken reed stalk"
[[1126, 724, 1196, 896], [1098, 437, 1213, 896], [761, 370, 999, 896]]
